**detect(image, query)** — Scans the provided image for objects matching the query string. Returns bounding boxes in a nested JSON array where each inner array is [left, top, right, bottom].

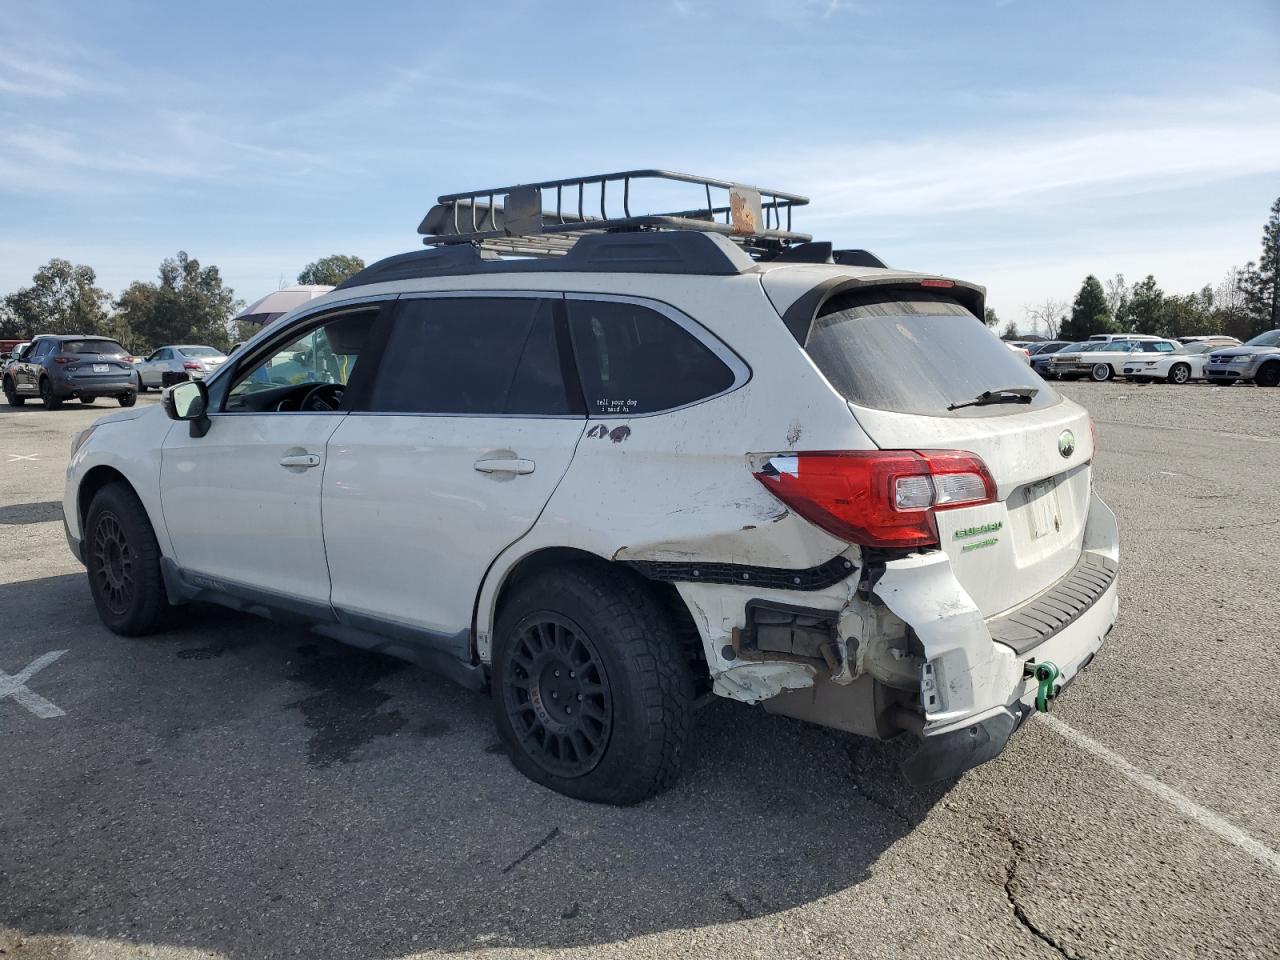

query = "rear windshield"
[[179, 346, 223, 357], [806, 293, 1058, 417], [59, 339, 128, 356]]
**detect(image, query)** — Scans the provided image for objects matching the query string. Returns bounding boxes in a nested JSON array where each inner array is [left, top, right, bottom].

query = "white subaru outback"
[[63, 172, 1118, 804]]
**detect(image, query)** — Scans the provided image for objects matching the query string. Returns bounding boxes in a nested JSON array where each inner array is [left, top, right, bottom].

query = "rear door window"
[[367, 297, 574, 415], [805, 292, 1058, 417], [567, 299, 737, 416]]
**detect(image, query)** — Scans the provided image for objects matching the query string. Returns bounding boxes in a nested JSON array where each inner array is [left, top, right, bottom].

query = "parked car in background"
[[1030, 341, 1081, 378], [1203, 329, 1280, 387], [1052, 337, 1179, 381], [1088, 333, 1163, 343], [133, 345, 228, 391], [1177, 335, 1241, 345], [3, 335, 138, 409], [1121, 339, 1239, 384], [1005, 342, 1031, 363], [1, 341, 31, 374]]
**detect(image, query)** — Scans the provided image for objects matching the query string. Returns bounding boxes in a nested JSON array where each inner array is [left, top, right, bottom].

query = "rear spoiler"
[[779, 275, 987, 345]]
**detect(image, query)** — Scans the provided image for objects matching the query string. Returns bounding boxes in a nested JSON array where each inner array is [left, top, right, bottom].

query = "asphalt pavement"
[[1, 381, 1277, 960]]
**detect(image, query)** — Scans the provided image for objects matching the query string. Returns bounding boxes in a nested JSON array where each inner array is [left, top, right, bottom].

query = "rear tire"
[[491, 564, 694, 805], [1090, 363, 1113, 382], [1256, 362, 1280, 388], [1168, 363, 1191, 385], [118, 392, 136, 407], [80, 396, 96, 405], [84, 482, 172, 636], [39, 377, 62, 410], [136, 375, 148, 394], [2, 376, 23, 406]]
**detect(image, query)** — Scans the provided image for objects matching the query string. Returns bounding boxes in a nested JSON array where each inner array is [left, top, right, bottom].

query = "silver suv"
[[1204, 329, 1280, 386], [63, 171, 1119, 803]]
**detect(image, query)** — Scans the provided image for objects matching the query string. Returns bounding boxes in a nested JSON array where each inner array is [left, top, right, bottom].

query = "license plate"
[[93, 364, 108, 372], [1026, 478, 1059, 540]]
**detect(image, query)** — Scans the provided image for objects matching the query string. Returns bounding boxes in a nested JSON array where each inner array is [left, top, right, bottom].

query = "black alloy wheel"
[[90, 510, 135, 617], [501, 614, 612, 779]]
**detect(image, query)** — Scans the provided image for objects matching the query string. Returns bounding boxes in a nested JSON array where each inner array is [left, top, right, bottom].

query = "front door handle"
[[279, 453, 321, 469], [473, 458, 535, 475]]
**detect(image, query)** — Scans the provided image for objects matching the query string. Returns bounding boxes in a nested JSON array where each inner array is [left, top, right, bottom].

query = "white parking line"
[[6, 453, 41, 462], [1037, 712, 1280, 877], [0, 650, 68, 719]]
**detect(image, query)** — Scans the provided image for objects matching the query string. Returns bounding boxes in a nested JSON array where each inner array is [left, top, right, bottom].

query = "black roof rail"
[[417, 170, 812, 259]]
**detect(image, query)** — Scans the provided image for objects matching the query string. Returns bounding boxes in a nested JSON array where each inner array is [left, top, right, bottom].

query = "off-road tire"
[[1168, 363, 1191, 385], [39, 377, 62, 410], [491, 563, 694, 805], [118, 392, 136, 407], [84, 482, 172, 636], [2, 377, 23, 406], [1255, 362, 1280, 388], [1090, 363, 1113, 382]]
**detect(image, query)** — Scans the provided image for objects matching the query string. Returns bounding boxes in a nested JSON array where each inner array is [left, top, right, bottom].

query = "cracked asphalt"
[[1, 380, 1278, 960]]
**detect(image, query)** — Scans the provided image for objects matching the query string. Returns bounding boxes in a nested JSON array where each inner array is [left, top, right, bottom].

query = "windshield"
[[806, 293, 1057, 417], [59, 339, 128, 356], [178, 346, 224, 358], [1244, 330, 1280, 348]]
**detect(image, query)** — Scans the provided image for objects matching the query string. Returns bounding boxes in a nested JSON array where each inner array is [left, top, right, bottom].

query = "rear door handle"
[[279, 453, 321, 469], [473, 458, 535, 475]]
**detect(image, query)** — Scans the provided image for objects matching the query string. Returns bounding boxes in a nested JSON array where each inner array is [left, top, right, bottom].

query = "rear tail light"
[[53, 356, 70, 364], [753, 450, 996, 549], [183, 361, 203, 370]]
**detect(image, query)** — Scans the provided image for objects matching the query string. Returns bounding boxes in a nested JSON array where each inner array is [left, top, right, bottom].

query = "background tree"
[[1059, 276, 1112, 341], [1023, 298, 1066, 338], [297, 254, 365, 287], [1117, 275, 1163, 334], [1237, 196, 1280, 337], [1, 259, 117, 340], [1215, 266, 1253, 340], [983, 306, 999, 327], [115, 252, 240, 352], [1103, 273, 1128, 319], [1000, 320, 1019, 340]]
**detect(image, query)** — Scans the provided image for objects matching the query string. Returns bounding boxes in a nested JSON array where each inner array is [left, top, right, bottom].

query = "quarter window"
[[367, 298, 573, 416], [567, 300, 736, 416]]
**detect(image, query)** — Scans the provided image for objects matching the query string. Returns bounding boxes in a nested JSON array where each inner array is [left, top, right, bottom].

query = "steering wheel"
[[299, 382, 345, 412]]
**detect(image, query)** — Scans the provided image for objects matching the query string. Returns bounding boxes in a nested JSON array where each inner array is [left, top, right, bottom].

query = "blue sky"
[[2, 0, 1278, 332]]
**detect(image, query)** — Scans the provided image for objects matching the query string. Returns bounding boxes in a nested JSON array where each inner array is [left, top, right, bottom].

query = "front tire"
[[80, 396, 96, 405], [2, 376, 23, 406], [1168, 363, 1191, 385], [136, 375, 148, 394], [1090, 363, 1113, 382], [1256, 362, 1280, 388], [84, 482, 172, 636], [39, 377, 62, 409], [492, 564, 694, 805]]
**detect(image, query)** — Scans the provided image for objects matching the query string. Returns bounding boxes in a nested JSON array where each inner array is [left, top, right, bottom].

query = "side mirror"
[[163, 380, 211, 437]]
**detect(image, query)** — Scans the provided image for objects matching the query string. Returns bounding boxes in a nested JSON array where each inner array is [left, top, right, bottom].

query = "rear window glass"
[[568, 300, 736, 416], [806, 293, 1058, 417], [179, 346, 223, 357], [59, 339, 127, 355]]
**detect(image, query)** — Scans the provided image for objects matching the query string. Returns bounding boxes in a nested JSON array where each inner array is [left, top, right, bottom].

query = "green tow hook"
[[1032, 661, 1061, 713]]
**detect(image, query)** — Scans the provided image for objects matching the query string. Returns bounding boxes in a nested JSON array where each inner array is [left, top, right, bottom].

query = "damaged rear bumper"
[[883, 492, 1120, 783]]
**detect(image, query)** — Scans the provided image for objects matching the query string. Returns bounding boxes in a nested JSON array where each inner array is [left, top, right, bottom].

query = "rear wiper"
[[946, 386, 1039, 411]]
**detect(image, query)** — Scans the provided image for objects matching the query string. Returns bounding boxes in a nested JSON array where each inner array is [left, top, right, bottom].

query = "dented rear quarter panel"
[[473, 272, 877, 660]]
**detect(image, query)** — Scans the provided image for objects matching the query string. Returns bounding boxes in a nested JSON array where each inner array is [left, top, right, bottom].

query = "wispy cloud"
[[760, 91, 1280, 221]]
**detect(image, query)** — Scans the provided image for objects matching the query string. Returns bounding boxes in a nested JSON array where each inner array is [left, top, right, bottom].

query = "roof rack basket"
[[418, 170, 811, 259]]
